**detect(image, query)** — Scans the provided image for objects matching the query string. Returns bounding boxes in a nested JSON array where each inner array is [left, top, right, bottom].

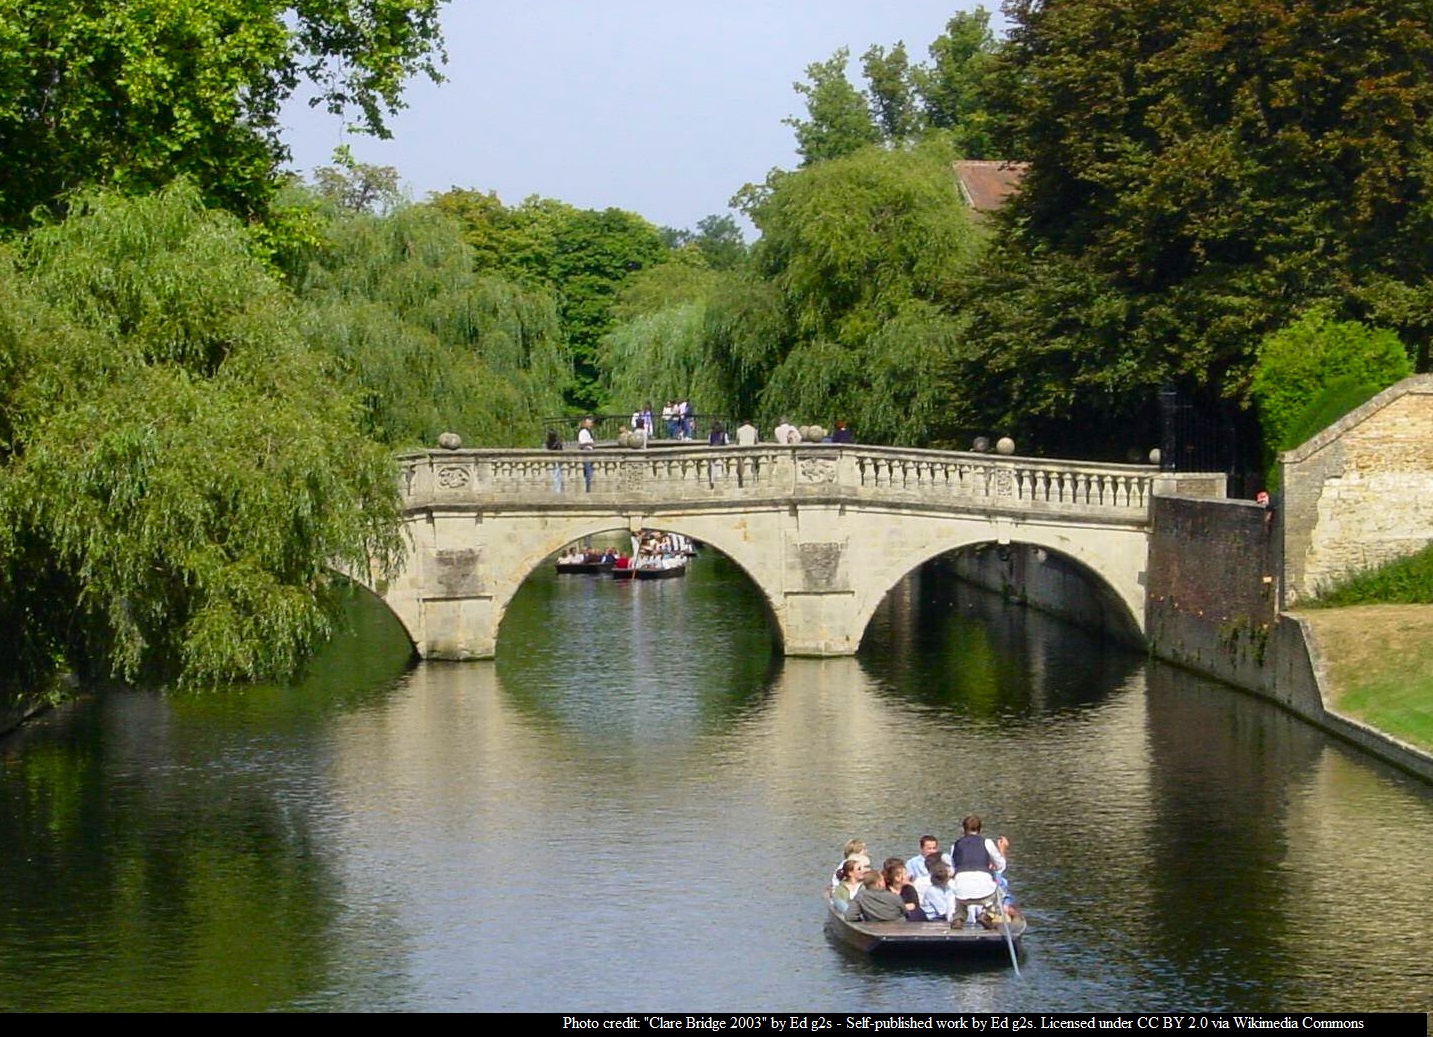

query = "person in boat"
[[846, 869, 907, 923], [949, 815, 1007, 926], [881, 858, 924, 922], [905, 835, 951, 884], [919, 860, 958, 923], [993, 834, 1017, 920], [831, 859, 865, 913], [832, 839, 871, 887]]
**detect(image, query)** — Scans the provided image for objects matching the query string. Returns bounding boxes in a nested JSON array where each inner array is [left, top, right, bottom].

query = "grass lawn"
[[1296, 604, 1433, 753]]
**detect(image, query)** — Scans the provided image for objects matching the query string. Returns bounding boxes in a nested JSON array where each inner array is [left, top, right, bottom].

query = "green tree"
[[293, 193, 570, 447], [0, 0, 447, 228], [916, 8, 1000, 158], [431, 189, 667, 409], [660, 214, 749, 272], [310, 148, 405, 216], [738, 139, 981, 442], [981, 0, 1433, 422], [0, 182, 402, 688], [862, 42, 922, 142], [784, 48, 882, 165], [1249, 307, 1411, 472]]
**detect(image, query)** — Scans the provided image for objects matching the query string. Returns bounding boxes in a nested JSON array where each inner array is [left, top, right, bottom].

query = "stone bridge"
[[368, 444, 1222, 659]]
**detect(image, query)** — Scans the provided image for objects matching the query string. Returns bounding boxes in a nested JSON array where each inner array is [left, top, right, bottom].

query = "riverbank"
[[1295, 604, 1433, 756], [0, 680, 68, 738]]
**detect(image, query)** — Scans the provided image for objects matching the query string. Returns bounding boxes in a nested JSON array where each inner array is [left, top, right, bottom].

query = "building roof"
[[953, 160, 1028, 212]]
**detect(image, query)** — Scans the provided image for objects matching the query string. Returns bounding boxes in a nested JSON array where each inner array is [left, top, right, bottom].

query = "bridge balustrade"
[[399, 445, 1156, 520]]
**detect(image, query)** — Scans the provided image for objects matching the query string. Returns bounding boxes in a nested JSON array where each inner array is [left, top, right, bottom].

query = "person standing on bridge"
[[545, 429, 563, 493], [578, 417, 595, 491]]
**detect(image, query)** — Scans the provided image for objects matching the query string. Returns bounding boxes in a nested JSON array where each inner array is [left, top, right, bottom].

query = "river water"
[[1, 551, 1431, 1014]]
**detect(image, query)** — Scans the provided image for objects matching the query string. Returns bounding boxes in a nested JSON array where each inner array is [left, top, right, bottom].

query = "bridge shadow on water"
[[857, 555, 1146, 724]]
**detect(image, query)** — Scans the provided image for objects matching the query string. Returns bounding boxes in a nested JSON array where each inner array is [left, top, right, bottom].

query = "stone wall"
[[949, 544, 1143, 645], [1281, 375, 1433, 604], [1144, 493, 1433, 782]]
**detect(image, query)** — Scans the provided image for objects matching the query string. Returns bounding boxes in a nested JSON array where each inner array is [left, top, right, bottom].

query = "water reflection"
[[0, 554, 1430, 1012]]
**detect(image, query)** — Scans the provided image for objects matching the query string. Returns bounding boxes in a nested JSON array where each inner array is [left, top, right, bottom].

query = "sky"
[[279, 2, 1002, 233]]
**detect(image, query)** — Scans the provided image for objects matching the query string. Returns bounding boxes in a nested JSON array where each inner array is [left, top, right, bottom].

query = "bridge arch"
[[851, 523, 1146, 652], [482, 515, 791, 655]]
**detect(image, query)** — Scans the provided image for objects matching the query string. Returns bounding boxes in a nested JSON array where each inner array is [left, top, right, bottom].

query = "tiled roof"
[[953, 160, 1028, 212]]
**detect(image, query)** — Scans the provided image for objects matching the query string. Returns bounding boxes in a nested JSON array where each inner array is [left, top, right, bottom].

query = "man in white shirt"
[[735, 420, 758, 446], [577, 417, 595, 491]]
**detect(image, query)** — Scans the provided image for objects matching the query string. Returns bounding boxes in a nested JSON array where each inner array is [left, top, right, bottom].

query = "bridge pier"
[[779, 591, 860, 656]]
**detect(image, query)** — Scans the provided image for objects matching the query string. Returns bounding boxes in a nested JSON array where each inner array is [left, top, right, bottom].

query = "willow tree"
[[737, 138, 982, 443], [293, 196, 570, 447], [0, 183, 402, 688], [429, 189, 668, 409]]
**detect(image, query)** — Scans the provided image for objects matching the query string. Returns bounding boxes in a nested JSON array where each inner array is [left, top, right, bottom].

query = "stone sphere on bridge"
[[1149, 448, 1161, 465], [996, 437, 1015, 456], [437, 432, 462, 450], [972, 436, 990, 453], [803, 426, 827, 442]]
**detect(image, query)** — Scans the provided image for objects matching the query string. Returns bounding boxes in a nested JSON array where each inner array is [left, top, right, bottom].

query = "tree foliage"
[[917, 9, 999, 158], [0, 183, 403, 688], [1249, 308, 1411, 470], [784, 48, 883, 165], [0, 0, 447, 228], [430, 189, 668, 409], [293, 191, 570, 447], [965, 0, 1433, 451], [731, 140, 981, 441], [783, 10, 1003, 164]]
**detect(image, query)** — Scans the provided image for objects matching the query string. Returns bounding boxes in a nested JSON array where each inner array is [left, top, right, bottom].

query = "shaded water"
[[1, 553, 1431, 1012]]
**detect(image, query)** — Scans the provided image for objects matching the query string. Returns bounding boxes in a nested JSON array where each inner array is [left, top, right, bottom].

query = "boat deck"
[[827, 905, 1026, 957]]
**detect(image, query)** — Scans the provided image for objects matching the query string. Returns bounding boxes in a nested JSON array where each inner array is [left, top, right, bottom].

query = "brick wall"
[[1146, 495, 1285, 692]]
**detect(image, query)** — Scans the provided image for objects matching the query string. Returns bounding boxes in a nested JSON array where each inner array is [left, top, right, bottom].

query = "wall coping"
[[1279, 373, 1433, 464]]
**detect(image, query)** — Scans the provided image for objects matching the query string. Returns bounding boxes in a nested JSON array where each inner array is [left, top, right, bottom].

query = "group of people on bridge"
[[829, 816, 1015, 928]]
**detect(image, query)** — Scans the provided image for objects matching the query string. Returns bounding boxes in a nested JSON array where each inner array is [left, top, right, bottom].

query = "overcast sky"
[[280, 2, 1002, 233]]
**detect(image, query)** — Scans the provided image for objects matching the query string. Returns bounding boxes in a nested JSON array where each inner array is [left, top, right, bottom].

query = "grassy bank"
[[1297, 605, 1433, 754]]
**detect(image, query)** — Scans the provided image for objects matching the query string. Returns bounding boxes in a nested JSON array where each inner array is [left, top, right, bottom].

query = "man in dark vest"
[[950, 814, 1005, 926]]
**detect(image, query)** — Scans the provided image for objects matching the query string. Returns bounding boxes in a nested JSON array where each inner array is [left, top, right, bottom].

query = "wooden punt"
[[825, 900, 1027, 958], [555, 560, 613, 575], [634, 557, 688, 580]]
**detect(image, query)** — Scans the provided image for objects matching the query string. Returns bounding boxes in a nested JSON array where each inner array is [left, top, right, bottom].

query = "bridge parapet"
[[397, 444, 1159, 521]]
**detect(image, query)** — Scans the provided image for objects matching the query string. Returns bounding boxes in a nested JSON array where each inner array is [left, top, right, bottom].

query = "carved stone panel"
[[994, 467, 1014, 496], [428, 548, 483, 598], [797, 457, 838, 484], [436, 464, 472, 490], [798, 541, 844, 590]]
